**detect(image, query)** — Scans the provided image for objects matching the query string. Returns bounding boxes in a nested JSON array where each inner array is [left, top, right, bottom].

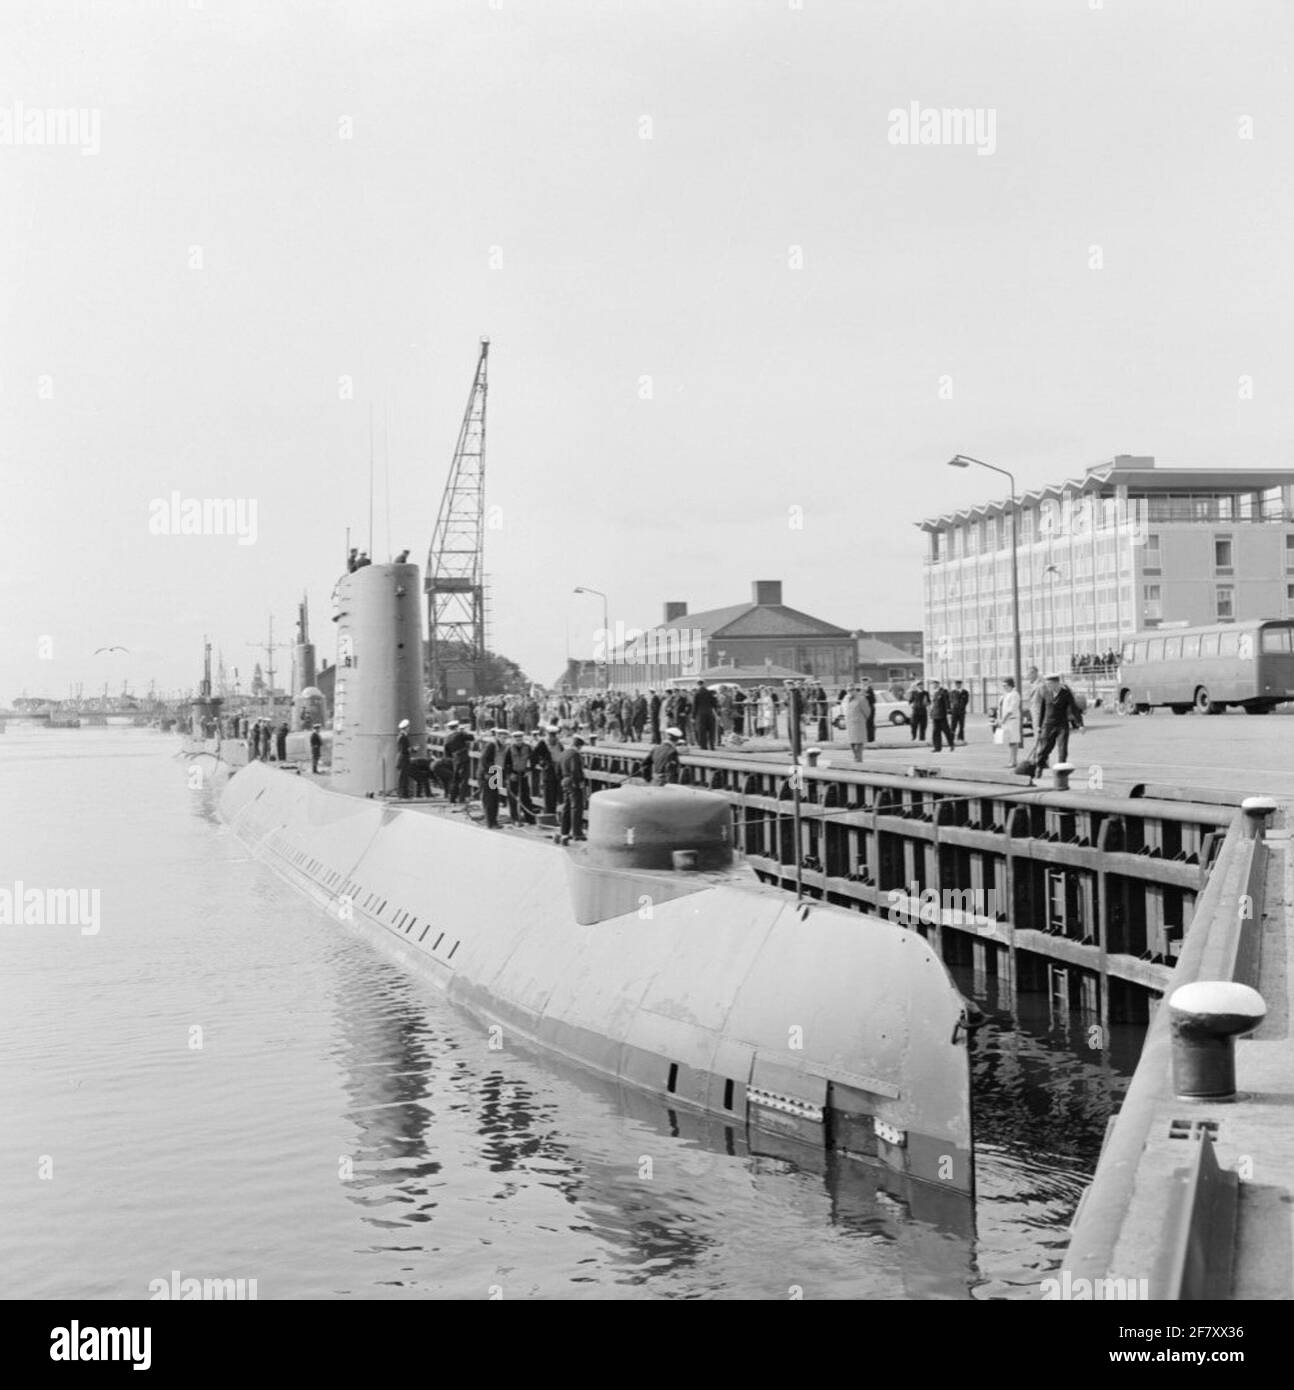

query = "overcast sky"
[[3, 0, 1293, 699]]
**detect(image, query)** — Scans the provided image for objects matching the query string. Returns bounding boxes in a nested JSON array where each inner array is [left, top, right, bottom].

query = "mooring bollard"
[[1052, 762, 1074, 792], [1240, 795, 1277, 841], [804, 747, 821, 769], [1168, 980, 1266, 1100]]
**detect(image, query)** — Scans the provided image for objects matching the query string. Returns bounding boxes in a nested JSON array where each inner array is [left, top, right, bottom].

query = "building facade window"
[[1214, 536, 1233, 573], [1143, 533, 1160, 573], [1142, 584, 1162, 620], [1216, 585, 1234, 620]]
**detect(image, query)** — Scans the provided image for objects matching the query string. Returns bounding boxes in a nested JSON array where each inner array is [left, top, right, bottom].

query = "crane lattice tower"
[[425, 339, 489, 699]]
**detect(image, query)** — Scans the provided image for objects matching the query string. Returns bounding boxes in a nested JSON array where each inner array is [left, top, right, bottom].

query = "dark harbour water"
[[0, 728, 1141, 1299]]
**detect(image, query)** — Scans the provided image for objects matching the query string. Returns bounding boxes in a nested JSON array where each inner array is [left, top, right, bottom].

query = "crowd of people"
[[449, 682, 811, 749], [1070, 650, 1119, 674]]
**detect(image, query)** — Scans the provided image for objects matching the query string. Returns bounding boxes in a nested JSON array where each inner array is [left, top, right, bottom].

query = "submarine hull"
[[219, 760, 975, 1195]]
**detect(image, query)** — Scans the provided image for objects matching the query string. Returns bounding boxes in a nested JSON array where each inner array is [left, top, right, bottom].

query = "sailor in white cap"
[[640, 725, 683, 786], [503, 728, 537, 824], [1032, 670, 1084, 773], [443, 717, 472, 803], [396, 719, 413, 797]]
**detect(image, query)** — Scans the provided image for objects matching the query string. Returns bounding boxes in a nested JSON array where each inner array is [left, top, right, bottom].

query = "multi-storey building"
[[919, 455, 1294, 683]]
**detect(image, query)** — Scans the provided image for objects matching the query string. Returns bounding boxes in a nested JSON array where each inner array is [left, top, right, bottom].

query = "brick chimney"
[[664, 601, 688, 622], [752, 580, 782, 606]]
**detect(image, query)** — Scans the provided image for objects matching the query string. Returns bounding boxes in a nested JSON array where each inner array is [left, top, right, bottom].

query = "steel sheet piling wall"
[[428, 736, 1233, 1012]]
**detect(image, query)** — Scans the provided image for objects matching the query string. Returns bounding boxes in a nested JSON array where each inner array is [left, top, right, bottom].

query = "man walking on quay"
[[692, 680, 718, 750], [908, 680, 929, 741], [950, 680, 969, 744], [310, 722, 323, 774], [1031, 673, 1084, 772], [930, 681, 955, 753], [558, 735, 587, 842]]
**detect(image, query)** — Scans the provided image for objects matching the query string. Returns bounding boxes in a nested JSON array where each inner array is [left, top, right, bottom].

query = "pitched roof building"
[[607, 580, 856, 690]]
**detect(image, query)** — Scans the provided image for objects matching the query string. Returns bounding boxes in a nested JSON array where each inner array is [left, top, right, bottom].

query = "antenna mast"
[[425, 339, 489, 702]]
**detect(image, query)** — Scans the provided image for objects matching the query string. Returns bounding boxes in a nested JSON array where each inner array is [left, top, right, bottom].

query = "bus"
[[1116, 618, 1294, 715]]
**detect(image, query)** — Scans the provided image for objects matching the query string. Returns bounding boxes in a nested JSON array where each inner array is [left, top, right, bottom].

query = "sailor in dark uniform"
[[347, 548, 359, 573], [410, 747, 433, 798], [276, 721, 289, 762], [558, 736, 587, 842], [640, 727, 683, 785], [649, 690, 662, 744], [396, 718, 412, 797], [310, 723, 323, 773], [443, 719, 472, 803], [478, 727, 503, 828], [692, 682, 718, 750], [533, 723, 563, 816]]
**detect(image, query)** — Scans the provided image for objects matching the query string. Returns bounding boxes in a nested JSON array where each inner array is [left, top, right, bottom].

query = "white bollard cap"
[[1169, 980, 1266, 1021], [1241, 796, 1278, 814]]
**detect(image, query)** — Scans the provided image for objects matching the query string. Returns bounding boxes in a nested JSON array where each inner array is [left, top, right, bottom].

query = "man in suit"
[[861, 678, 877, 744], [631, 691, 648, 742], [478, 728, 503, 828], [558, 735, 587, 842], [396, 718, 412, 797], [908, 681, 930, 741], [692, 681, 718, 750], [309, 723, 323, 774], [640, 727, 683, 785], [929, 682, 954, 753], [950, 680, 969, 743], [443, 719, 472, 803], [648, 689, 662, 744]]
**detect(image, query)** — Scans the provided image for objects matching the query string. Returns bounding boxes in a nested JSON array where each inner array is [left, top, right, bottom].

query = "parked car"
[[833, 690, 911, 728], [873, 690, 911, 726]]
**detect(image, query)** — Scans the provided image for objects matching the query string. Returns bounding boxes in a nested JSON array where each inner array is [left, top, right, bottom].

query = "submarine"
[[208, 559, 978, 1197]]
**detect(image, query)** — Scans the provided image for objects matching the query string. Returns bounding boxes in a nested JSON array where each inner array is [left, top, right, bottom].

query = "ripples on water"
[[0, 730, 1135, 1299]]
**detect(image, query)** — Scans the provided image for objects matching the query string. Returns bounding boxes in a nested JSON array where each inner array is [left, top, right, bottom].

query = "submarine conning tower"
[[330, 561, 426, 796], [584, 785, 734, 871]]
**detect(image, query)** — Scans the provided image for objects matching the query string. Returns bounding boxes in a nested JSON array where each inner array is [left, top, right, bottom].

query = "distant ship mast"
[[425, 339, 489, 702]]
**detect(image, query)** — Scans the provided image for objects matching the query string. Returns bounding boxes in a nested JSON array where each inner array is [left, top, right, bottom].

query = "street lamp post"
[[947, 454, 1023, 701], [1044, 563, 1062, 676], [573, 586, 610, 691]]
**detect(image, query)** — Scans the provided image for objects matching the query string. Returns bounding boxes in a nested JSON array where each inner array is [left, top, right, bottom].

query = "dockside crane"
[[425, 339, 489, 702]]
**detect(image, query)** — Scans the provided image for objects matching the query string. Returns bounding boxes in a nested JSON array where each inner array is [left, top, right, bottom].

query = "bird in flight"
[[93, 646, 130, 654]]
